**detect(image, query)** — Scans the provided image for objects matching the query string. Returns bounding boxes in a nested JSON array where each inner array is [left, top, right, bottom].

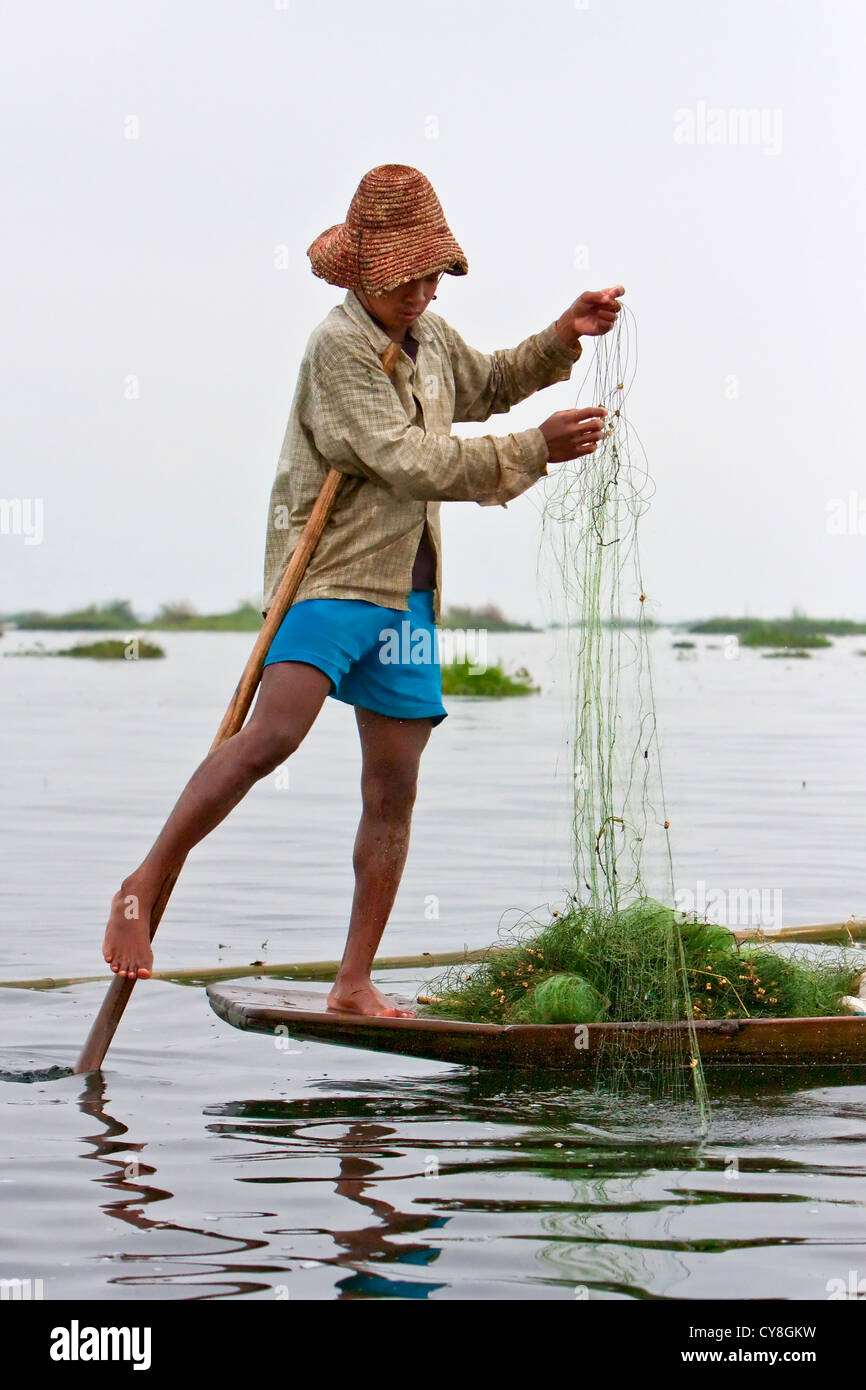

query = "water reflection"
[[75, 1071, 278, 1299], [10, 1038, 866, 1301], [329, 1122, 447, 1298], [206, 1102, 448, 1298]]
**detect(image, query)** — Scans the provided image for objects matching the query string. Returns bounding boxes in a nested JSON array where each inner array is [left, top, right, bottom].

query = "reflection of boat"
[[207, 983, 866, 1071]]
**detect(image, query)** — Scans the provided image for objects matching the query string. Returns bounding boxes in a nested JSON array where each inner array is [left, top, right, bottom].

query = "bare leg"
[[103, 661, 332, 979], [327, 707, 433, 1017]]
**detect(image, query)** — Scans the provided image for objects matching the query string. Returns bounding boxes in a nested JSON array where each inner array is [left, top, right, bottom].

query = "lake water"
[[2, 627, 866, 1300]]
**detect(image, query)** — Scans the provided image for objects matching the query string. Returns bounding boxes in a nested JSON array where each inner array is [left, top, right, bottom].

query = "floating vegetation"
[[421, 900, 861, 1026], [672, 640, 696, 649], [59, 639, 165, 660], [763, 649, 812, 660], [6, 638, 164, 660], [740, 625, 830, 649], [440, 660, 539, 697], [689, 616, 865, 637]]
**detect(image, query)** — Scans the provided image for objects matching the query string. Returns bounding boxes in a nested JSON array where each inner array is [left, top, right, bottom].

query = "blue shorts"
[[263, 589, 448, 727]]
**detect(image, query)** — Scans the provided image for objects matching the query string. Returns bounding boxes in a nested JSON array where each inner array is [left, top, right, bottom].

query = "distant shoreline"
[[2, 599, 542, 634], [3, 603, 866, 639]]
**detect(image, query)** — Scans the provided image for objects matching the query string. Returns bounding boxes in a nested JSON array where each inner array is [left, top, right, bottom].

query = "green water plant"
[[58, 639, 165, 659], [7, 638, 165, 660], [440, 660, 539, 697], [689, 616, 863, 637], [740, 626, 829, 649]]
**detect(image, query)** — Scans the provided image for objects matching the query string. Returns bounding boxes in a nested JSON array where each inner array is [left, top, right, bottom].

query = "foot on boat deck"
[[326, 979, 416, 1018]]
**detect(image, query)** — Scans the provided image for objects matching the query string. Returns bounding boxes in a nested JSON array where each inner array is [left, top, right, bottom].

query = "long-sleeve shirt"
[[262, 288, 583, 622]]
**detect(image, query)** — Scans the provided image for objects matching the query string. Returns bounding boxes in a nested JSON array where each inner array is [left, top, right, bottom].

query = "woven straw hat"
[[307, 164, 468, 295]]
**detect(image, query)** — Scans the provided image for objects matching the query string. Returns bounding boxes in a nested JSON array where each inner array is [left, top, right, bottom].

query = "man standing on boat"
[[102, 163, 623, 1016]]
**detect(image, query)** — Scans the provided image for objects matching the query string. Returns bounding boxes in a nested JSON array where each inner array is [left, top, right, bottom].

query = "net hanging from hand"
[[539, 305, 710, 1124]]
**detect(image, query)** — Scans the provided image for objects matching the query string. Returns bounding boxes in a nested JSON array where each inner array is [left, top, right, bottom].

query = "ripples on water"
[[2, 630, 866, 1298]]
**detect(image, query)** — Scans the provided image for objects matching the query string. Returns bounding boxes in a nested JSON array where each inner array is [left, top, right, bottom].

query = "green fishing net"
[[420, 306, 866, 1127], [424, 899, 859, 1028], [423, 309, 862, 1121]]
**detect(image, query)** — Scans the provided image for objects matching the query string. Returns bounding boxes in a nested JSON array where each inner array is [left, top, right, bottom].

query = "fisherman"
[[102, 163, 623, 1016]]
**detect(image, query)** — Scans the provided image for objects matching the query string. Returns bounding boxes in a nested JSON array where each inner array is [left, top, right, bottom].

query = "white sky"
[[2, 0, 864, 625]]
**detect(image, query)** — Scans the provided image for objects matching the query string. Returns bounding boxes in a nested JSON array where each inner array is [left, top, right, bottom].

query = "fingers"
[[564, 409, 606, 438], [561, 408, 607, 432], [578, 425, 605, 450], [565, 409, 606, 459], [579, 286, 624, 335], [540, 406, 612, 463], [575, 417, 604, 436], [593, 285, 625, 307], [564, 415, 605, 459], [578, 285, 625, 306]]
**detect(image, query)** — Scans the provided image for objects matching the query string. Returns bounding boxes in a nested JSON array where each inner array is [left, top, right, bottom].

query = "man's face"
[[358, 272, 442, 336]]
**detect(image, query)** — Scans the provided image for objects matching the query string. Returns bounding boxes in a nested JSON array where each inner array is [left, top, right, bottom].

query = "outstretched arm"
[[303, 342, 552, 504], [303, 342, 605, 507], [444, 320, 583, 423], [444, 285, 625, 422]]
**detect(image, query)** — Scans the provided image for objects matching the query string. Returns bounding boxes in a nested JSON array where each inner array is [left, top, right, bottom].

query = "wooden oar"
[[73, 341, 403, 1074]]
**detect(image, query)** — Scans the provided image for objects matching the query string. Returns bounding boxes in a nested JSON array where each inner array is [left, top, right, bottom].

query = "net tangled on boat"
[[420, 898, 862, 1029]]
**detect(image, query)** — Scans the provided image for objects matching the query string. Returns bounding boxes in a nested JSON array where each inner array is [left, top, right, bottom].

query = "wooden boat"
[[207, 982, 866, 1070]]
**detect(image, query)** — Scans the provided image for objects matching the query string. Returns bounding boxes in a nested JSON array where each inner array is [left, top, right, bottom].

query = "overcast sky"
[[2, 0, 864, 625]]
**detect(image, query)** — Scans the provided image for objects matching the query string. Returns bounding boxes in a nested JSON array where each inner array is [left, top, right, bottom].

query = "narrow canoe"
[[206, 982, 866, 1070]]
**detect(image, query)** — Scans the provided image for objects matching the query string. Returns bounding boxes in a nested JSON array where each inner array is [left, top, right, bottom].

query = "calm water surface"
[[2, 628, 865, 1299]]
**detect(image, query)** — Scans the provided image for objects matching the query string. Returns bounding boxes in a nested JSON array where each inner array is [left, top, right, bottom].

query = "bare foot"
[[326, 978, 416, 1018], [102, 884, 154, 980]]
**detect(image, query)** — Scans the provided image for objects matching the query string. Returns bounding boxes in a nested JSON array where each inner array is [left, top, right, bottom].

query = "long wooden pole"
[[732, 921, 866, 945], [7, 920, 866, 995], [7, 948, 491, 993], [73, 341, 403, 1073]]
